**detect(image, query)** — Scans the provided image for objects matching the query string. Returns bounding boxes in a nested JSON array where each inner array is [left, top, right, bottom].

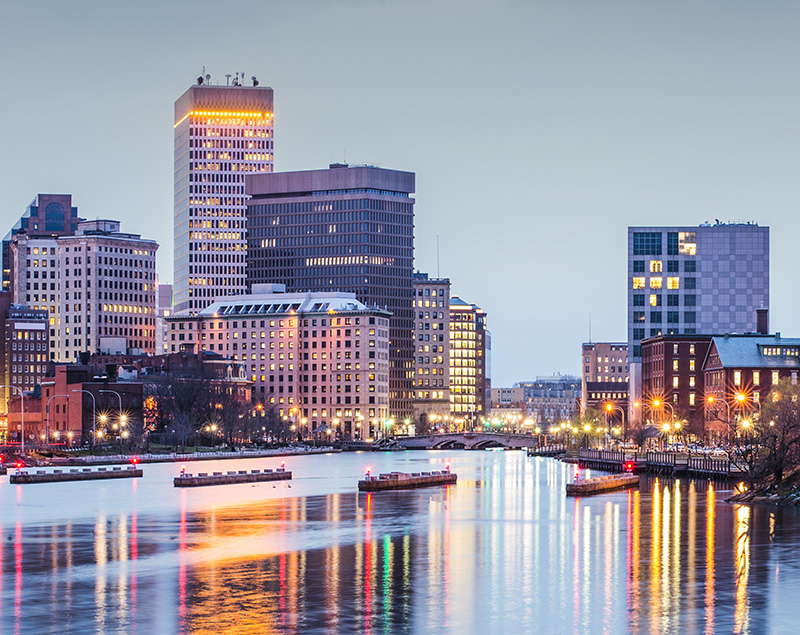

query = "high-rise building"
[[55, 220, 158, 361], [2, 193, 82, 296], [173, 77, 274, 313], [246, 164, 415, 418], [449, 297, 489, 423], [166, 284, 391, 439], [412, 272, 451, 427], [627, 222, 769, 422]]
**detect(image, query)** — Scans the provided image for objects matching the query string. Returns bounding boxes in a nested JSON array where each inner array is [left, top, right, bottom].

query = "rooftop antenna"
[[437, 235, 440, 278], [225, 73, 232, 86]]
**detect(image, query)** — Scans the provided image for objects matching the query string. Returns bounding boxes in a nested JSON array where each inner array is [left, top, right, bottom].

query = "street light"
[[72, 389, 96, 449], [1, 385, 25, 455], [100, 389, 125, 430], [46, 394, 70, 448], [604, 402, 627, 441]]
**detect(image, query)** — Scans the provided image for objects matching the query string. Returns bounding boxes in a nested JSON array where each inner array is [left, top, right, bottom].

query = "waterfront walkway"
[[566, 449, 745, 478]]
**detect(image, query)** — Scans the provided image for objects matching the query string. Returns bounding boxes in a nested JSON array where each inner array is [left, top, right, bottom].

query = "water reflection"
[[3, 454, 800, 634]]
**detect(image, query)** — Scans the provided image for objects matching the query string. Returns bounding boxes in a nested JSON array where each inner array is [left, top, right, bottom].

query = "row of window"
[[633, 311, 697, 323]]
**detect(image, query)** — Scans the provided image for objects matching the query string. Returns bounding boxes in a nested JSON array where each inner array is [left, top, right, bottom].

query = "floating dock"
[[358, 470, 457, 491], [174, 466, 292, 487], [9, 466, 143, 484], [566, 473, 639, 496]]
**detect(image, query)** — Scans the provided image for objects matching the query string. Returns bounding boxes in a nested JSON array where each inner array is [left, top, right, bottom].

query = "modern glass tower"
[[245, 164, 415, 418], [173, 77, 274, 313]]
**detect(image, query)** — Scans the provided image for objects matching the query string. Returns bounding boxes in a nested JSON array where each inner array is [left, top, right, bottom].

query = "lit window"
[[632, 277, 645, 289], [734, 370, 741, 386], [753, 371, 760, 386], [689, 393, 695, 406], [649, 260, 663, 273], [689, 359, 695, 371], [679, 232, 696, 255], [673, 377, 679, 388], [672, 360, 679, 371], [667, 277, 680, 290], [650, 295, 659, 307], [650, 278, 662, 289], [773, 371, 780, 384], [689, 376, 695, 387]]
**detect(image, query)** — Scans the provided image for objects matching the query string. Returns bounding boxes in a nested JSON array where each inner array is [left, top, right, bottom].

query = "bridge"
[[388, 432, 539, 451]]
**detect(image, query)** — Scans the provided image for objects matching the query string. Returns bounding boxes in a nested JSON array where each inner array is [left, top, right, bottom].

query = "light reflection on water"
[[2, 452, 800, 634]]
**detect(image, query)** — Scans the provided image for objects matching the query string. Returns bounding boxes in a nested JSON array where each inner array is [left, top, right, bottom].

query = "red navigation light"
[[625, 462, 634, 473], [15, 462, 23, 468], [131, 457, 139, 465]]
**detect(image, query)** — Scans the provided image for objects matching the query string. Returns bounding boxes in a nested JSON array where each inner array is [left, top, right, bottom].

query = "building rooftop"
[[711, 334, 800, 370]]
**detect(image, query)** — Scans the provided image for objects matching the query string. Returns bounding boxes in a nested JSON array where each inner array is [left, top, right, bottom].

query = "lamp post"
[[604, 402, 627, 444], [2, 385, 25, 455], [706, 392, 747, 445], [46, 394, 70, 448], [72, 389, 97, 450]]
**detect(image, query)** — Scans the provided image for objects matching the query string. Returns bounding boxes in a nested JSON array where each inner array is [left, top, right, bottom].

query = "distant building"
[[156, 282, 173, 354], [449, 297, 490, 424], [2, 193, 82, 296], [582, 382, 629, 429], [517, 376, 581, 425], [173, 78, 275, 313], [488, 387, 526, 420], [245, 164, 416, 419], [580, 341, 628, 413], [627, 222, 769, 423], [55, 220, 158, 361], [167, 284, 391, 440], [412, 272, 451, 428]]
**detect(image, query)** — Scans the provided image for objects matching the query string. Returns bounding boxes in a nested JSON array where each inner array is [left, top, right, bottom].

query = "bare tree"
[[753, 378, 800, 485], [144, 374, 213, 452]]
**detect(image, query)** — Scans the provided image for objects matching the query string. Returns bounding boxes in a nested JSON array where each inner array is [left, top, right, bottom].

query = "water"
[[2, 450, 800, 634]]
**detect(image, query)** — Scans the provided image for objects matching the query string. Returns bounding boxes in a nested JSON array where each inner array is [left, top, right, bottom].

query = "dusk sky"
[[2, 1, 799, 386]]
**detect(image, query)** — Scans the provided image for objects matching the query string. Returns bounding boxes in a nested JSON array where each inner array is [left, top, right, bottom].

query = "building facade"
[[245, 164, 415, 419], [517, 376, 581, 425], [167, 284, 391, 440], [449, 297, 489, 423], [156, 282, 173, 354], [55, 220, 158, 361], [411, 272, 451, 427], [2, 193, 81, 296], [0, 293, 49, 417], [627, 222, 769, 423], [703, 333, 800, 442], [580, 341, 628, 413], [173, 78, 274, 313]]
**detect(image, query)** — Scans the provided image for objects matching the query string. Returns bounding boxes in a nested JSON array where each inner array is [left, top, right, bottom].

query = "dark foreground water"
[[1, 451, 800, 634]]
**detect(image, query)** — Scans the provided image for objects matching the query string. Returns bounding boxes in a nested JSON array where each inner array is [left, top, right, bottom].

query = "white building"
[[155, 281, 173, 354], [168, 284, 391, 439], [56, 220, 158, 360], [173, 77, 274, 313]]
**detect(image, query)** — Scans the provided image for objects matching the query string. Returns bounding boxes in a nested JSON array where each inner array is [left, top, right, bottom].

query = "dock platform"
[[9, 466, 143, 484], [358, 470, 457, 491], [566, 473, 639, 496], [174, 467, 292, 487]]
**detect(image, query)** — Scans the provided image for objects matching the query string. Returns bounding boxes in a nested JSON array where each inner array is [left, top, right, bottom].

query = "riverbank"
[[726, 469, 800, 506]]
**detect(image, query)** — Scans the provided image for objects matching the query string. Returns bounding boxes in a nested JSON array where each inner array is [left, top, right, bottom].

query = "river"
[[1, 450, 799, 634]]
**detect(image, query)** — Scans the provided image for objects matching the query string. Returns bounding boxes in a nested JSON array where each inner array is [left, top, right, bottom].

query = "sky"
[[2, 0, 800, 387]]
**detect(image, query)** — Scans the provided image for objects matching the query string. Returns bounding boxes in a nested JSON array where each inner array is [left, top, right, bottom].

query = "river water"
[[1, 450, 799, 634]]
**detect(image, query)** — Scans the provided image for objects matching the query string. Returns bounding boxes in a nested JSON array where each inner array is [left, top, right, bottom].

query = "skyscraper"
[[627, 221, 769, 422], [245, 164, 415, 418], [449, 296, 489, 423], [173, 76, 274, 313]]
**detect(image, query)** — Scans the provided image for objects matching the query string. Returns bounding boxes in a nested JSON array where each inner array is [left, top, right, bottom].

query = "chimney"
[[756, 307, 769, 335]]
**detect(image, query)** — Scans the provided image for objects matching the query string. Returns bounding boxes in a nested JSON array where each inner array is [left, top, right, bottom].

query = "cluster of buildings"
[[0, 74, 493, 447]]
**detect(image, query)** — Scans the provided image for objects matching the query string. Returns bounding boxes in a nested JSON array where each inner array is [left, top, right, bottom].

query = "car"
[[712, 448, 727, 457]]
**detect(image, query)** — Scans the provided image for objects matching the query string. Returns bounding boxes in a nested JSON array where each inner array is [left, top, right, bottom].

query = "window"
[[667, 311, 679, 323], [633, 294, 645, 306], [679, 232, 697, 255], [649, 260, 663, 273], [633, 328, 645, 340], [633, 233, 662, 256], [773, 371, 780, 384], [689, 376, 695, 387], [689, 393, 696, 406], [734, 370, 742, 386], [684, 312, 696, 323], [673, 344, 679, 354], [650, 278, 662, 289], [753, 371, 760, 386], [666, 261, 679, 273], [684, 260, 696, 273], [633, 260, 645, 273], [673, 377, 679, 388], [667, 295, 679, 307], [649, 294, 661, 307], [667, 232, 679, 255], [632, 277, 645, 289], [684, 295, 696, 307], [672, 360, 679, 371], [650, 311, 662, 323], [667, 277, 680, 290], [685, 278, 696, 290], [689, 359, 695, 371]]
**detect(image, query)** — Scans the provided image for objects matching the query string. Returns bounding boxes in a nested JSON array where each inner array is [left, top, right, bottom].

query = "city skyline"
[[3, 1, 800, 385]]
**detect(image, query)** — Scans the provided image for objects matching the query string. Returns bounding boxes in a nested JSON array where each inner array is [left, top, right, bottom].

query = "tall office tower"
[[56, 220, 158, 361], [627, 222, 769, 423], [2, 194, 82, 296], [173, 76, 274, 313], [246, 164, 415, 418], [412, 272, 451, 427], [449, 297, 489, 424]]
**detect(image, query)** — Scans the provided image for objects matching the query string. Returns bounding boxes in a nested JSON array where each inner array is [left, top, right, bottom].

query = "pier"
[[358, 470, 457, 491], [566, 473, 640, 496], [9, 466, 143, 484], [562, 449, 743, 478], [174, 466, 292, 487]]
